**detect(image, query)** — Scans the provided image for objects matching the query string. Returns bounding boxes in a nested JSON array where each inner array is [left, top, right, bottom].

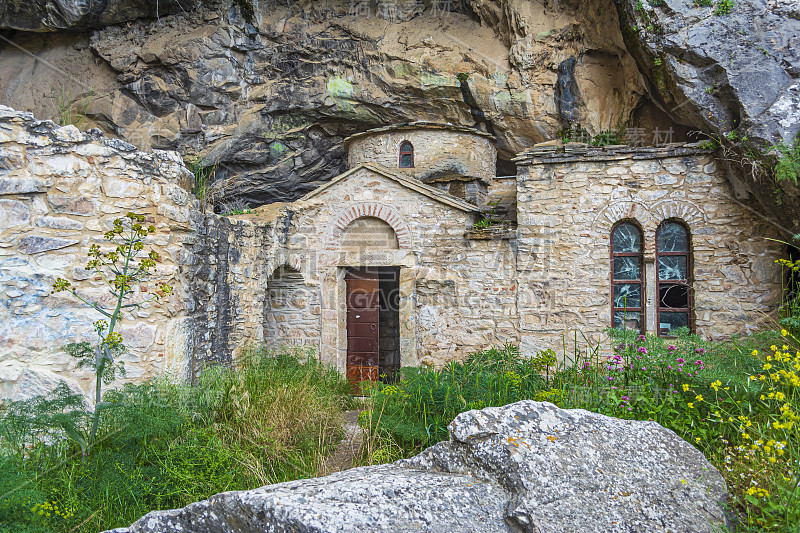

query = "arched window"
[[399, 141, 414, 168], [611, 222, 644, 332], [656, 221, 692, 336]]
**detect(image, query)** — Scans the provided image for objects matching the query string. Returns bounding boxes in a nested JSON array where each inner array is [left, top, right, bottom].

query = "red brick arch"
[[329, 202, 412, 249]]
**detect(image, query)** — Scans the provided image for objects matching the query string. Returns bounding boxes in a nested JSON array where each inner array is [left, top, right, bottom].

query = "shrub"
[[714, 0, 735, 14], [51, 213, 172, 453], [771, 138, 800, 186]]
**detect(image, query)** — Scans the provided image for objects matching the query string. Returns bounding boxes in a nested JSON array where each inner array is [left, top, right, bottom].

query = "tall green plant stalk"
[[52, 213, 173, 452]]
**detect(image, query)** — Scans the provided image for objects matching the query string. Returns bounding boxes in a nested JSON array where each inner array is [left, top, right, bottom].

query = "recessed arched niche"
[[263, 266, 321, 351], [340, 216, 399, 250]]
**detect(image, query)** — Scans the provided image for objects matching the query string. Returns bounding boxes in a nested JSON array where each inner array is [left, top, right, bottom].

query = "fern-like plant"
[[771, 138, 800, 186], [51, 212, 173, 453]]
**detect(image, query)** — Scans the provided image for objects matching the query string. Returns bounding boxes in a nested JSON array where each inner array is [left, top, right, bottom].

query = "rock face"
[[0, 0, 191, 31], [0, 0, 659, 207], [0, 0, 796, 222], [108, 401, 730, 533], [0, 105, 200, 402], [614, 0, 800, 221], [615, 0, 799, 145]]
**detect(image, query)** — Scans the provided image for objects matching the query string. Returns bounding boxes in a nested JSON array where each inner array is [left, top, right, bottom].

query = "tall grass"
[[0, 347, 352, 533], [49, 83, 93, 130]]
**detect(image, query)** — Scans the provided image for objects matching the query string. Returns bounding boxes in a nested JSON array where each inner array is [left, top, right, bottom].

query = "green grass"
[[0, 347, 353, 533]]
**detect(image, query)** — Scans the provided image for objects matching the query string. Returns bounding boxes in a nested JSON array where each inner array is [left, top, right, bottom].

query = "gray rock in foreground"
[[108, 401, 729, 533]]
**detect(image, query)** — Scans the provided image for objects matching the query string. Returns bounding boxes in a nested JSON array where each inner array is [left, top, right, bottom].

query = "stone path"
[[318, 409, 364, 476]]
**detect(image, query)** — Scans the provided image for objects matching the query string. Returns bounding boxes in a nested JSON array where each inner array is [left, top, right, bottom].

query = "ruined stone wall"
[[0, 106, 200, 400], [190, 216, 268, 377], [346, 127, 497, 181], [514, 144, 785, 356], [263, 266, 322, 352]]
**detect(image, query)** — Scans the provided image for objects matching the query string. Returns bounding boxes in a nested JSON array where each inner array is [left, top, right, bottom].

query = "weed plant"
[[49, 84, 93, 130], [771, 137, 800, 186], [0, 347, 352, 533], [361, 344, 548, 452]]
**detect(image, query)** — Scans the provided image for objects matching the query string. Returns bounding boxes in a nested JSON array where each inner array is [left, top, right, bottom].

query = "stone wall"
[[514, 143, 785, 355], [346, 125, 497, 181], [0, 106, 200, 400], [187, 212, 284, 377], [1, 103, 786, 395], [414, 236, 519, 364]]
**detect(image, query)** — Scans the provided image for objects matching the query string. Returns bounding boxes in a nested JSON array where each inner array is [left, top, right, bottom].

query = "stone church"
[[235, 122, 784, 384], [0, 109, 786, 397]]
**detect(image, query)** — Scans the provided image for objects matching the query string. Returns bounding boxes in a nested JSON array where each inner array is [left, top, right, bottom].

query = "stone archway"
[[263, 266, 321, 353], [317, 203, 418, 379], [340, 217, 400, 250], [328, 202, 412, 250]]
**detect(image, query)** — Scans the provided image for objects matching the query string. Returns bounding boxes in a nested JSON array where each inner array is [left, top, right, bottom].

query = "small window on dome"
[[399, 141, 414, 168]]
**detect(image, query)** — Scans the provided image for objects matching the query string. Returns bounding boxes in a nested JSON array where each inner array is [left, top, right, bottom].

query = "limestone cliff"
[[0, 0, 796, 227], [613, 0, 800, 229]]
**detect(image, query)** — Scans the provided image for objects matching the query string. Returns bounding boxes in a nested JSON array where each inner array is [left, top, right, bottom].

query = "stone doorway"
[[344, 267, 400, 390]]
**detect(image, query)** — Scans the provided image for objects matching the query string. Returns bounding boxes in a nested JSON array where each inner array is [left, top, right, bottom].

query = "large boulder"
[[108, 401, 730, 533]]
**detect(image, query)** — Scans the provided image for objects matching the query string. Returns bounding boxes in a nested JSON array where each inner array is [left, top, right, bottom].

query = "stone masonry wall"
[[286, 165, 519, 369], [188, 166, 521, 372], [3, 103, 782, 394], [346, 126, 497, 181], [514, 143, 785, 356], [263, 266, 322, 352], [188, 213, 283, 378], [0, 106, 200, 401]]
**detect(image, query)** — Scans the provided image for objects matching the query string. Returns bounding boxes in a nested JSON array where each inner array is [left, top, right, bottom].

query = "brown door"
[[345, 269, 380, 391]]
